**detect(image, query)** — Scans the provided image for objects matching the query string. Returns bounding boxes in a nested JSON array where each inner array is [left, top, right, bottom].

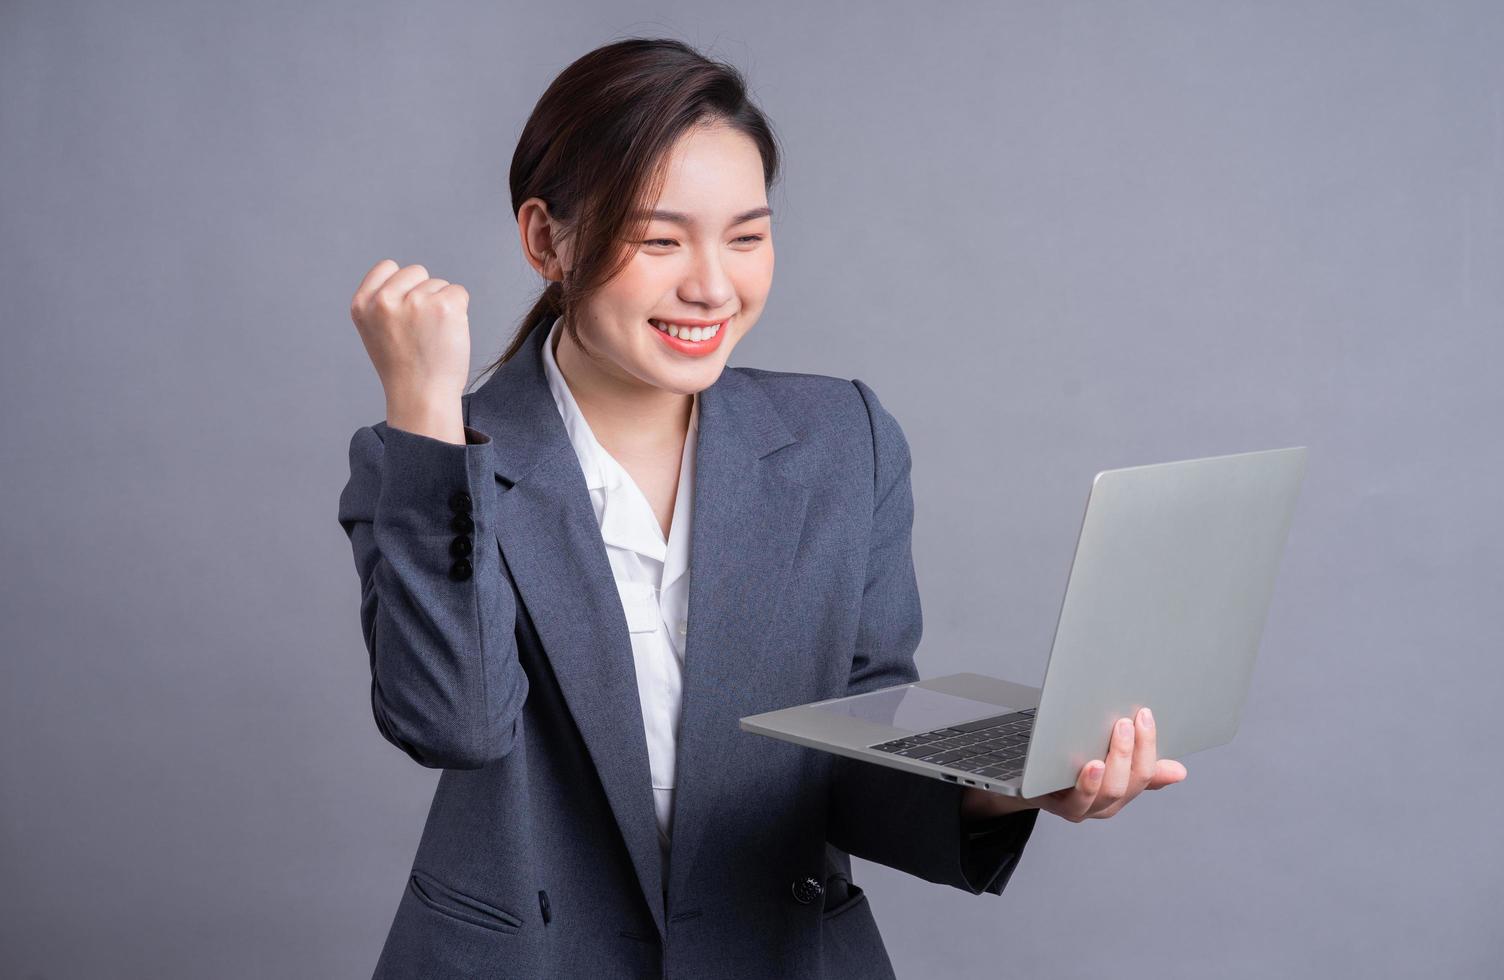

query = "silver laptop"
[[740, 446, 1307, 800]]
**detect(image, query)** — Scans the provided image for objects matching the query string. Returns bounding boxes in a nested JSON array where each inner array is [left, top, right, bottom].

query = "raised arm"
[[335, 259, 528, 769], [337, 418, 528, 769]]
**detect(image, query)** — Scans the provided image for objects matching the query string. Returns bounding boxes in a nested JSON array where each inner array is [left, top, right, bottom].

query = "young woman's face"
[[564, 121, 775, 395]]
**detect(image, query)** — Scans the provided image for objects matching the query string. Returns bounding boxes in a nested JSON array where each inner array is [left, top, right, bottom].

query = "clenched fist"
[[349, 260, 472, 444]]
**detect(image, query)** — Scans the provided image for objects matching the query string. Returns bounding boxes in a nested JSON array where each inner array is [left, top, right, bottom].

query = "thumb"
[[1148, 759, 1188, 789]]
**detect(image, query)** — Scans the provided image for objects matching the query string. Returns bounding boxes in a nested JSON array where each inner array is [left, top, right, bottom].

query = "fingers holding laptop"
[[1038, 706, 1188, 823]]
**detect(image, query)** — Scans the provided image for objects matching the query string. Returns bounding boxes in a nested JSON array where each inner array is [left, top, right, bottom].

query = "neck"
[[553, 318, 693, 458]]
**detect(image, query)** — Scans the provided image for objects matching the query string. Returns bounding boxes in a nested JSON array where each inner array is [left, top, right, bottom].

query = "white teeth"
[[650, 319, 723, 341]]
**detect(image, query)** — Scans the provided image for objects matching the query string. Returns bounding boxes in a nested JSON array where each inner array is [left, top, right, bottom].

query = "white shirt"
[[540, 315, 695, 883]]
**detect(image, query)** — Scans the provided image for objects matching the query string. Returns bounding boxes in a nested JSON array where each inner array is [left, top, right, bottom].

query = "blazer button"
[[450, 512, 474, 534], [448, 558, 472, 582], [450, 535, 473, 558], [791, 876, 823, 905], [449, 490, 472, 513]]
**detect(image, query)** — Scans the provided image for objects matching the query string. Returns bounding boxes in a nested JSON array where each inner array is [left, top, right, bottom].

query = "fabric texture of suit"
[[336, 321, 1040, 979]]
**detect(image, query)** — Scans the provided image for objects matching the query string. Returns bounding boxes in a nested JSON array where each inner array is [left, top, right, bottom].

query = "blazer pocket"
[[819, 876, 868, 921], [407, 869, 524, 934]]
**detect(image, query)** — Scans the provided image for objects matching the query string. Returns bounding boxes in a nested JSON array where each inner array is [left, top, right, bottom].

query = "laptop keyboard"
[[868, 708, 1035, 781]]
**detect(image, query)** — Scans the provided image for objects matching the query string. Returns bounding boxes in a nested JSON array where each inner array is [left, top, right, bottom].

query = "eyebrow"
[[634, 206, 773, 227]]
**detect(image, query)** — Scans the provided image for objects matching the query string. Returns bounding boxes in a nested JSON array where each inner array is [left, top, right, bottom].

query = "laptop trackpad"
[[812, 686, 1009, 733]]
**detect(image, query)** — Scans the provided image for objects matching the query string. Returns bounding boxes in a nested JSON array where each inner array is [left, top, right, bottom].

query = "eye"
[[638, 234, 766, 249]]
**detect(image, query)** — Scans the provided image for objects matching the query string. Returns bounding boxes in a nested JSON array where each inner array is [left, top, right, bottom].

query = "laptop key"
[[947, 717, 1000, 734], [952, 713, 1031, 733]]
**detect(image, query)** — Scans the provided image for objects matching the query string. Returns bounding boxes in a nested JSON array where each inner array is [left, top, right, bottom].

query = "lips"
[[648, 317, 725, 344], [649, 318, 726, 337], [647, 317, 727, 357]]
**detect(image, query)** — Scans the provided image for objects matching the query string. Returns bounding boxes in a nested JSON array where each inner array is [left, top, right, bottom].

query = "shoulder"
[[727, 365, 911, 489]]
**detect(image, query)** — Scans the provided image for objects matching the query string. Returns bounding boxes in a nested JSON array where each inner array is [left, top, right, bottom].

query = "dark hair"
[[469, 37, 782, 387]]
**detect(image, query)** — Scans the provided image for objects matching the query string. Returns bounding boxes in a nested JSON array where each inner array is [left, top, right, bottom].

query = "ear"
[[516, 197, 575, 282]]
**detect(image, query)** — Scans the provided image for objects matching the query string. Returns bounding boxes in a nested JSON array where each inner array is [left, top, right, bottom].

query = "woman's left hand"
[[961, 706, 1188, 824]]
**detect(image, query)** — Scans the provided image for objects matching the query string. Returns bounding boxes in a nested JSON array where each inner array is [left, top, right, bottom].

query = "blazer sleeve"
[[824, 379, 1040, 897], [336, 408, 529, 770]]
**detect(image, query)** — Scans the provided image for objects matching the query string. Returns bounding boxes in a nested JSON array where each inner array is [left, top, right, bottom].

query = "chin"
[[655, 364, 726, 396]]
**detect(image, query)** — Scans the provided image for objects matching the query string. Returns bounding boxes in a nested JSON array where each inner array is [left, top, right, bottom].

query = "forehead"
[[642, 123, 768, 221]]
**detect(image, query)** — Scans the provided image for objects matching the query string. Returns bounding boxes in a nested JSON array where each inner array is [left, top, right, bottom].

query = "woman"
[[338, 37, 1187, 979]]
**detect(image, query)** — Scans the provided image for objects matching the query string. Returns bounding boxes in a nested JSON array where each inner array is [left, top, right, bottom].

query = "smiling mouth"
[[648, 318, 726, 342]]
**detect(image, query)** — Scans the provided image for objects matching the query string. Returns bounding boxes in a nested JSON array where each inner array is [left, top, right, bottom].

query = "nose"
[[678, 245, 734, 312]]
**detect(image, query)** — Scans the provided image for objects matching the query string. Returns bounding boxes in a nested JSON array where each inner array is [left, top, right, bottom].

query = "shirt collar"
[[540, 314, 699, 573], [541, 314, 614, 493]]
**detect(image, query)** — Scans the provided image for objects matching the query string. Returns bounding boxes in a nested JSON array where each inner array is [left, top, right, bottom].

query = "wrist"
[[386, 396, 465, 445]]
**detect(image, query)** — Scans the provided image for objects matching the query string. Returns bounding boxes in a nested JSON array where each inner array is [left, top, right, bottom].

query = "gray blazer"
[[337, 321, 1039, 979]]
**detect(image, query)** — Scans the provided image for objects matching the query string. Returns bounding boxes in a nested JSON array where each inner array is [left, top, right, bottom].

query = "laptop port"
[[942, 774, 957, 782]]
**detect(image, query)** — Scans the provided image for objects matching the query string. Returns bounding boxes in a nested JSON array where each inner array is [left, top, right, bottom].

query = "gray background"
[[2, 1, 1499, 977]]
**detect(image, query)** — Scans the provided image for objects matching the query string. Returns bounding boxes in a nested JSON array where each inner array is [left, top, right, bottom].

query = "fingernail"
[[1116, 718, 1131, 738], [1090, 763, 1104, 780], [1141, 707, 1154, 729]]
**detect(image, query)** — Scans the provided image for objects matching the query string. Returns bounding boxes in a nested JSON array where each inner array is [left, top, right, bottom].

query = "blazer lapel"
[[463, 322, 810, 932], [664, 368, 809, 902], [466, 324, 668, 936]]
